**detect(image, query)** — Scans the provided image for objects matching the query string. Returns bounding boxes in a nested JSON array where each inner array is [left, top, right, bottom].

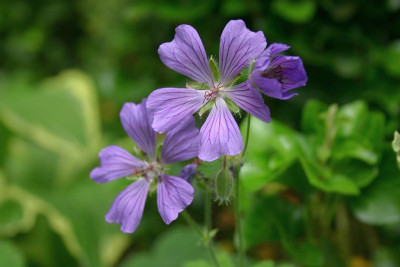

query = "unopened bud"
[[215, 168, 234, 205]]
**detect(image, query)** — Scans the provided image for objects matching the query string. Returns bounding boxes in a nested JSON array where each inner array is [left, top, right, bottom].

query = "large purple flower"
[[147, 20, 271, 162], [250, 43, 307, 100], [90, 99, 198, 233]]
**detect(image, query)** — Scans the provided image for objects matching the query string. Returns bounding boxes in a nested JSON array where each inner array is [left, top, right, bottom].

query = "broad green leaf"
[[0, 70, 101, 165], [0, 239, 26, 267], [350, 148, 400, 224], [197, 158, 223, 179], [240, 118, 299, 192], [120, 227, 209, 267]]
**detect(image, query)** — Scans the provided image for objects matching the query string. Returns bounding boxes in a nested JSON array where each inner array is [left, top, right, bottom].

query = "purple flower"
[[250, 43, 307, 100], [90, 99, 199, 233], [147, 20, 271, 162]]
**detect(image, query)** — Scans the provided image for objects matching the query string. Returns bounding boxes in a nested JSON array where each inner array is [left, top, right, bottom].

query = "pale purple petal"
[[157, 175, 194, 224], [199, 98, 243, 161], [161, 117, 199, 164], [219, 20, 266, 84], [147, 88, 204, 133], [270, 55, 308, 90], [179, 164, 197, 182], [223, 82, 271, 123], [90, 145, 145, 183], [158, 25, 213, 85], [105, 178, 150, 233], [120, 99, 157, 159]]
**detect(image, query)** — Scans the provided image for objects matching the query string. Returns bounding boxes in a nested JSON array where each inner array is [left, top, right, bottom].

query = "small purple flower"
[[90, 99, 198, 233], [147, 20, 271, 162], [250, 43, 307, 100]]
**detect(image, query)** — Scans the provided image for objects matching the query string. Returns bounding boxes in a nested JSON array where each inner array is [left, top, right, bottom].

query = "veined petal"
[[255, 43, 290, 70], [270, 55, 308, 90], [90, 145, 145, 183], [147, 88, 204, 133], [219, 20, 266, 84], [224, 82, 271, 123], [105, 178, 150, 233], [158, 25, 213, 85], [157, 175, 194, 224], [161, 117, 199, 164], [120, 99, 157, 158], [199, 98, 243, 161]]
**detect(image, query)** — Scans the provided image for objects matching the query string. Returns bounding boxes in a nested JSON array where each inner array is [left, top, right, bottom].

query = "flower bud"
[[215, 168, 234, 205]]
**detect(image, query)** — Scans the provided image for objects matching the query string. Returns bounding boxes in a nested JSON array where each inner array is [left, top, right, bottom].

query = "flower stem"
[[235, 170, 245, 267], [235, 114, 251, 267], [205, 190, 220, 267], [181, 210, 202, 236]]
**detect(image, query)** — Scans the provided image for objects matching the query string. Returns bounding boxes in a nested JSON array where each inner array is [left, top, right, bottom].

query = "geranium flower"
[[250, 43, 307, 100], [90, 99, 198, 233], [147, 20, 271, 162]]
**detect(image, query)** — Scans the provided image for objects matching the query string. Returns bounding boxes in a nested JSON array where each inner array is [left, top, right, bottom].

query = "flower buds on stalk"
[[215, 168, 234, 205]]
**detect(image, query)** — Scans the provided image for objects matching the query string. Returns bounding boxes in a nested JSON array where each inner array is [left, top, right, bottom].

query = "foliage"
[[0, 0, 399, 266]]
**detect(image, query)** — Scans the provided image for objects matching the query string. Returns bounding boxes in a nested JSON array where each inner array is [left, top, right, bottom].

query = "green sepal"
[[225, 97, 240, 114], [215, 168, 234, 205], [198, 99, 215, 117], [209, 57, 220, 82], [226, 72, 242, 87], [186, 81, 209, 90]]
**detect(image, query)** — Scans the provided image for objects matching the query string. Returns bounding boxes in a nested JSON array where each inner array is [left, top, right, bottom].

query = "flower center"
[[204, 88, 220, 101], [131, 161, 164, 181], [261, 65, 284, 82]]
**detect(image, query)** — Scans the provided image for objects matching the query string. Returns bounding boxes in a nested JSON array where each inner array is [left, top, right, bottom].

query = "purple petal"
[[158, 25, 213, 85], [147, 88, 204, 133], [219, 20, 266, 84], [105, 178, 150, 233], [157, 175, 194, 224], [199, 98, 243, 161], [255, 43, 290, 70], [161, 117, 199, 164], [120, 99, 157, 159], [178, 163, 198, 182], [223, 82, 271, 123], [270, 55, 308, 90], [90, 145, 145, 183]]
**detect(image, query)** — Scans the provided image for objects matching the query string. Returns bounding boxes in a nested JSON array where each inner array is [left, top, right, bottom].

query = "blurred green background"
[[0, 0, 399, 266]]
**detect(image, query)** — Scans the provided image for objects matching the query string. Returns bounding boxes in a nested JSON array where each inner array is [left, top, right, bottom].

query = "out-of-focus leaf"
[[120, 227, 209, 267], [184, 251, 233, 267], [393, 131, 400, 169], [0, 70, 101, 178], [379, 41, 400, 77], [350, 148, 400, 224], [0, 239, 26, 267], [197, 158, 222, 179], [271, 0, 316, 23], [240, 118, 299, 192]]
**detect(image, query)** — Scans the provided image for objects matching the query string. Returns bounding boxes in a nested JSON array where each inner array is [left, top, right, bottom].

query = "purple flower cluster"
[[91, 19, 307, 233]]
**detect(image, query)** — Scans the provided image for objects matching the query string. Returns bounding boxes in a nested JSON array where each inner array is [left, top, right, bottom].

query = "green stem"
[[206, 191, 220, 267], [235, 171, 245, 267], [181, 209, 220, 267], [242, 115, 251, 158]]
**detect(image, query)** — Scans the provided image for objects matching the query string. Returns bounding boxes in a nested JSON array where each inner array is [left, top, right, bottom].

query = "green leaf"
[[350, 148, 400, 224], [0, 240, 26, 267], [0, 70, 101, 162], [271, 0, 316, 23], [120, 227, 209, 267], [197, 158, 223, 179], [240, 118, 299, 192]]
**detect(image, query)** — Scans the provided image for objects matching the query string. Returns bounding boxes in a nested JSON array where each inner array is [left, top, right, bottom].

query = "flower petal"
[[120, 99, 157, 158], [199, 98, 243, 161], [90, 145, 145, 183], [105, 178, 150, 233], [270, 55, 308, 90], [161, 117, 199, 164], [158, 25, 213, 85], [147, 88, 204, 133], [219, 20, 266, 84], [157, 175, 194, 224], [178, 163, 198, 182], [223, 82, 271, 123], [255, 43, 290, 70]]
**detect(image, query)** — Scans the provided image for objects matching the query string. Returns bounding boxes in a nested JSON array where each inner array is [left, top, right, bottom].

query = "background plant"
[[0, 0, 399, 266]]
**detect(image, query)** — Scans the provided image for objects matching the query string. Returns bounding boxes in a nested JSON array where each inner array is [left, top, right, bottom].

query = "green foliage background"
[[0, 0, 399, 266]]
